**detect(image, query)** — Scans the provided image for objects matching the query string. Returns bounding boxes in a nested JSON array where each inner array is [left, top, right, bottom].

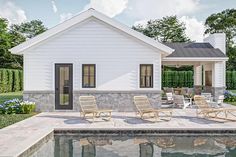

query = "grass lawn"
[[226, 102, 236, 106], [230, 90, 236, 94], [0, 91, 23, 104], [0, 113, 37, 129]]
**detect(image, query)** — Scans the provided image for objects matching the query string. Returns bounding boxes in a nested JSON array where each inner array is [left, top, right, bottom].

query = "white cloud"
[[127, 0, 201, 21], [133, 20, 148, 27], [60, 13, 73, 22], [0, 1, 27, 25], [51, 0, 58, 13], [84, 0, 128, 17], [179, 16, 205, 42]]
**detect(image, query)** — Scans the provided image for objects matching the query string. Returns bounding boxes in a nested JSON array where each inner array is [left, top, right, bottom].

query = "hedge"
[[162, 71, 236, 90], [0, 69, 23, 93], [226, 71, 236, 90], [162, 71, 194, 88]]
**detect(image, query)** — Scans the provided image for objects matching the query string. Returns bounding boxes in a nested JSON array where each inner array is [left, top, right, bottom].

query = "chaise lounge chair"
[[79, 96, 112, 122], [194, 96, 236, 121], [133, 96, 172, 122]]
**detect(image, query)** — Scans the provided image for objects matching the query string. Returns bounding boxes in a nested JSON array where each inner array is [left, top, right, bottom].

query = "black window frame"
[[140, 64, 153, 88], [82, 64, 96, 88]]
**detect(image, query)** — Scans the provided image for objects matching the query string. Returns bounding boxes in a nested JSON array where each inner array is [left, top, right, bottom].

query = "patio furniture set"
[[79, 93, 236, 122], [162, 87, 224, 109]]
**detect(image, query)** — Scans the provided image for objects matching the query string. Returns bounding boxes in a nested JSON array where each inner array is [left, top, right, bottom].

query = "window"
[[140, 64, 153, 88], [82, 64, 96, 88]]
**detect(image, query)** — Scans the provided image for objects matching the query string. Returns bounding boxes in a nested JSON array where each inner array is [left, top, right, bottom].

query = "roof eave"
[[162, 57, 229, 62]]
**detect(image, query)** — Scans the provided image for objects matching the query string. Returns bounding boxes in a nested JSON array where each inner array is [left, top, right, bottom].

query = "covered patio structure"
[[162, 33, 228, 100]]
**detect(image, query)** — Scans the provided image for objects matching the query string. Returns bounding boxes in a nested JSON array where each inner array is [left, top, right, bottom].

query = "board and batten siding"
[[23, 17, 162, 91]]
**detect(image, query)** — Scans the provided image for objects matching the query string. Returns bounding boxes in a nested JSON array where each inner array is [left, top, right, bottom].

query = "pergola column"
[[193, 65, 202, 95], [211, 61, 226, 99]]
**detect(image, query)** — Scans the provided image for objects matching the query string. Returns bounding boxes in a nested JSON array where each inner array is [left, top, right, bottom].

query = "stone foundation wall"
[[24, 91, 55, 112], [211, 87, 225, 100], [24, 90, 162, 112]]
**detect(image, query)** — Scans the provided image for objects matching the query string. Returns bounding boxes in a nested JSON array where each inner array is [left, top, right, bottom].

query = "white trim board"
[[162, 57, 228, 62]]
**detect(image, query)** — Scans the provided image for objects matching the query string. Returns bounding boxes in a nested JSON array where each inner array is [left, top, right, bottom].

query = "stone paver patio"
[[1, 107, 236, 157]]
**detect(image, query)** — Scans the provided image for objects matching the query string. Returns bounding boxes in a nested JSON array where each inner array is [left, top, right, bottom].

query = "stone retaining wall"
[[24, 90, 162, 112]]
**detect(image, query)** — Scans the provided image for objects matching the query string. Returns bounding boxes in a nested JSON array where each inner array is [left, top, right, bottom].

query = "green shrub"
[[0, 99, 36, 114], [13, 70, 21, 92], [19, 70, 23, 91], [0, 69, 23, 93], [7, 70, 13, 92], [0, 99, 21, 114], [19, 101, 36, 114], [2, 69, 8, 92]]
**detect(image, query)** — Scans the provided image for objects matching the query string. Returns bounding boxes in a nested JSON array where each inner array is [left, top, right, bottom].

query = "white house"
[[10, 9, 228, 111]]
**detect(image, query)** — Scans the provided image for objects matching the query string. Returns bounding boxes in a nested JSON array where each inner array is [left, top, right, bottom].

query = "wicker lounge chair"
[[79, 96, 112, 121], [133, 96, 172, 121], [194, 96, 236, 121]]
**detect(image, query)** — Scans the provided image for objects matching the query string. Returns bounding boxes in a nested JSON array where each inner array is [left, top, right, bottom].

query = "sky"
[[0, 0, 235, 42]]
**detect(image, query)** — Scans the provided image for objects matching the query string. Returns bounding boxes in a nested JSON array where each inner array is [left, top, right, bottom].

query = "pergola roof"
[[164, 42, 227, 58]]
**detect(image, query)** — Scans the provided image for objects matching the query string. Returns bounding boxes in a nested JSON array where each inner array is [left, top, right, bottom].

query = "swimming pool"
[[27, 130, 236, 157]]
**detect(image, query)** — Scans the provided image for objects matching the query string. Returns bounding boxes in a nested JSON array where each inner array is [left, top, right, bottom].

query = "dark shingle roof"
[[163, 42, 227, 58]]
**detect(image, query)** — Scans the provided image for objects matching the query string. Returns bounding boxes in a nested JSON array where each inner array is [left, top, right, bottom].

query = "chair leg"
[[169, 111, 172, 120], [93, 113, 95, 122], [109, 112, 111, 121]]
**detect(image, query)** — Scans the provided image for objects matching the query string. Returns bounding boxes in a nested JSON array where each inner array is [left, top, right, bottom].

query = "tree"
[[0, 19, 47, 69], [10, 20, 47, 40], [205, 9, 236, 70], [0, 18, 15, 68], [205, 9, 236, 47], [132, 16, 190, 42]]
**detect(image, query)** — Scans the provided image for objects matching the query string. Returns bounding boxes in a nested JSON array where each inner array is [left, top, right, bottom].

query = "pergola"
[[162, 34, 228, 99]]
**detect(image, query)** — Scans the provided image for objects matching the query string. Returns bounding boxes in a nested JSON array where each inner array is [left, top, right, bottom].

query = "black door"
[[55, 64, 73, 110]]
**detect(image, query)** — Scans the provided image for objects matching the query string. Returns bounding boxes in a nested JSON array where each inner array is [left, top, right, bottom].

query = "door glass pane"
[[59, 67, 69, 105]]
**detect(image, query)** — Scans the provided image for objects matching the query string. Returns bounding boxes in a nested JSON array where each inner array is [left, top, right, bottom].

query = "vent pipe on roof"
[[203, 33, 226, 54]]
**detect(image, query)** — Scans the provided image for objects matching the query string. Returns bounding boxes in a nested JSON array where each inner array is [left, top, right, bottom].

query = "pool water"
[[30, 133, 236, 157]]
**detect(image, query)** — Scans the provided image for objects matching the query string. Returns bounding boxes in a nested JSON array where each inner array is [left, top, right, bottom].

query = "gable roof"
[[10, 9, 174, 55], [164, 42, 227, 58]]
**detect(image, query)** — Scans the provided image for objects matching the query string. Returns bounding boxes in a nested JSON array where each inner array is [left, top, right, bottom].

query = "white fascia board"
[[10, 9, 174, 55], [162, 57, 229, 62]]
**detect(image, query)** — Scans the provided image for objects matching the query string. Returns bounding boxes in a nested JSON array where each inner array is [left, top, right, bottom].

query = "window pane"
[[82, 64, 96, 88], [146, 76, 152, 87], [140, 76, 145, 87], [140, 65, 153, 88], [141, 66, 146, 76], [83, 66, 89, 75], [90, 76, 95, 87], [146, 66, 152, 76], [83, 76, 89, 87], [90, 66, 95, 76]]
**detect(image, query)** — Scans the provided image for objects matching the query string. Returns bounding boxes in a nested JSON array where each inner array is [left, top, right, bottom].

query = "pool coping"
[[2, 110, 236, 157], [15, 128, 236, 157]]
